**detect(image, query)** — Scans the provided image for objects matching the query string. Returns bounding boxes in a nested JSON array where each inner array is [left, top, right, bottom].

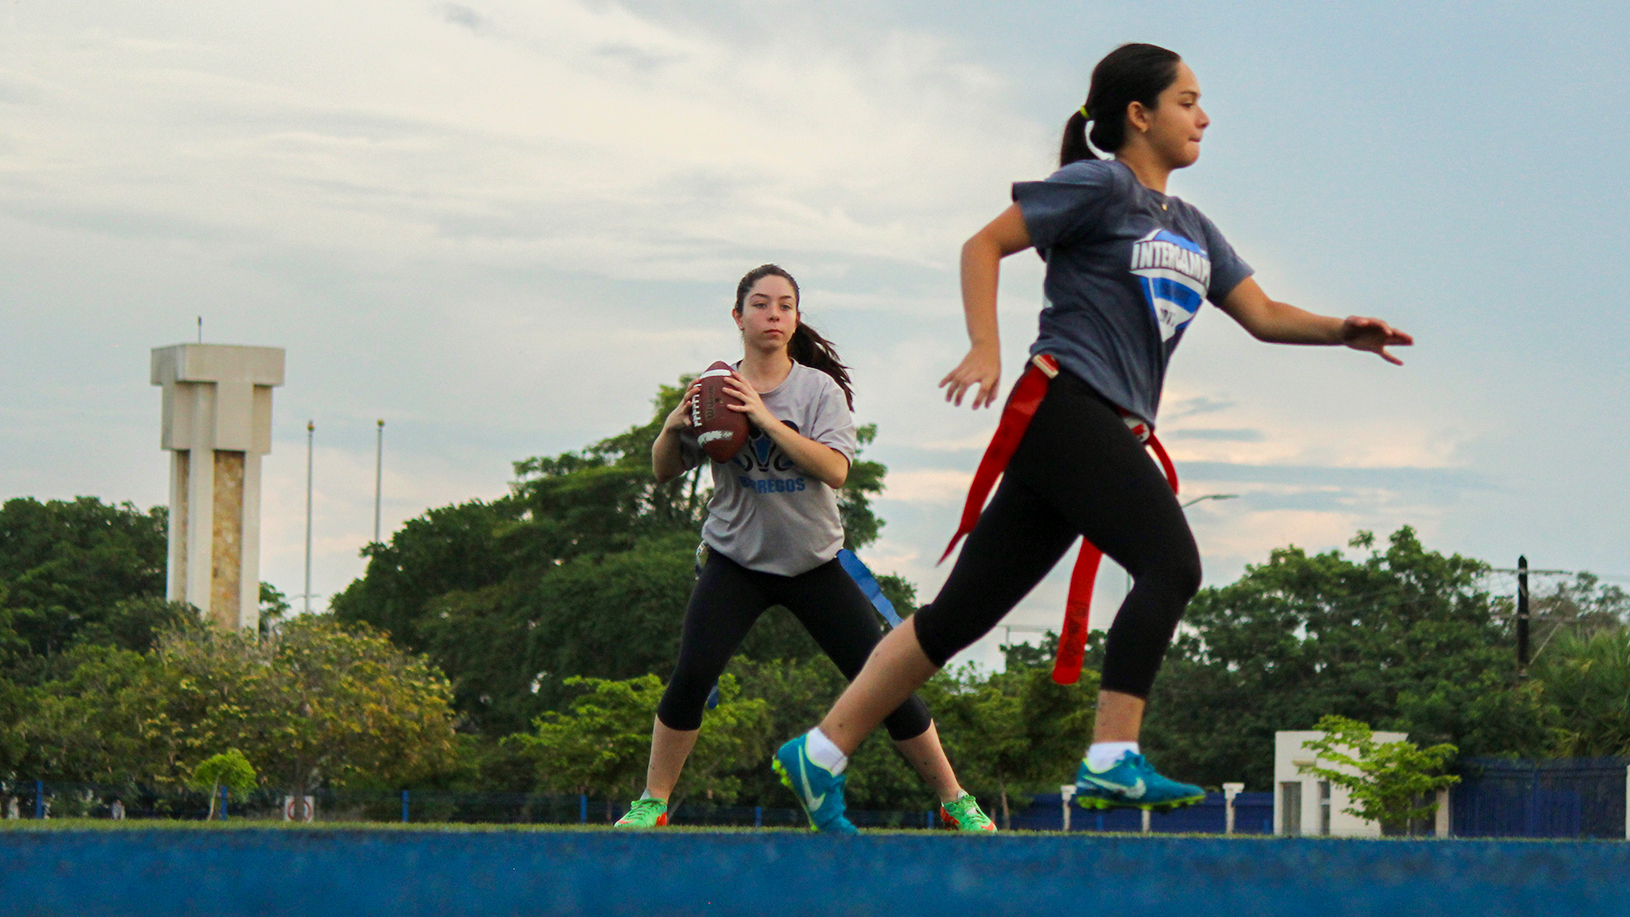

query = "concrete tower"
[[151, 344, 285, 630]]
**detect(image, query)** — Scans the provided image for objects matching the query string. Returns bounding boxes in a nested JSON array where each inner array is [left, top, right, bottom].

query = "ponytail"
[[734, 263, 856, 410], [1060, 43, 1182, 168], [788, 323, 855, 411], [1058, 109, 1096, 167]]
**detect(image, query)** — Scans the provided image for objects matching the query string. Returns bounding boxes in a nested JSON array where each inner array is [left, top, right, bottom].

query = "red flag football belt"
[[939, 354, 1178, 686]]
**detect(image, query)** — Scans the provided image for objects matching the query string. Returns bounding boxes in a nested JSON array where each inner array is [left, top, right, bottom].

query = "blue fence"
[[1452, 757, 1628, 839], [1010, 791, 1273, 833], [0, 780, 946, 829]]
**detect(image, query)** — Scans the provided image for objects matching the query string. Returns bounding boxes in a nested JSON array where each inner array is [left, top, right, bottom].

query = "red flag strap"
[[938, 354, 1058, 565]]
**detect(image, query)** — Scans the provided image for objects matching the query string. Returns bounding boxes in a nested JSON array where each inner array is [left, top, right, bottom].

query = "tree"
[[332, 378, 901, 733], [507, 674, 769, 812], [331, 500, 515, 654], [1524, 573, 1630, 659], [1531, 629, 1630, 756], [0, 497, 176, 680], [15, 644, 178, 785], [258, 583, 291, 636], [190, 749, 257, 819], [1138, 527, 1557, 788], [1296, 715, 1459, 834]]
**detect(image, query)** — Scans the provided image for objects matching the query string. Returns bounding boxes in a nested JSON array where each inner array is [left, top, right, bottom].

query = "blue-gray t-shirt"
[[1013, 159, 1253, 425]]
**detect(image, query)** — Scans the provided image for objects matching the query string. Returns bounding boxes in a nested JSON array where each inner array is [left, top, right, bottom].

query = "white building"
[[1274, 730, 1450, 837]]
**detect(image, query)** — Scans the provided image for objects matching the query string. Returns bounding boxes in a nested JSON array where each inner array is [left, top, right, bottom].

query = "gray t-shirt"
[[1013, 159, 1254, 425], [680, 361, 858, 576]]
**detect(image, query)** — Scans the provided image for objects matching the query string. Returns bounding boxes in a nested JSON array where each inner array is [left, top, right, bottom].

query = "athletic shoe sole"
[[1074, 792, 1205, 812]]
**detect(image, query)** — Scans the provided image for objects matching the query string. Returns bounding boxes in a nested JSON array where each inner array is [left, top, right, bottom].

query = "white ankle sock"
[[805, 727, 849, 775], [1087, 741, 1139, 771]]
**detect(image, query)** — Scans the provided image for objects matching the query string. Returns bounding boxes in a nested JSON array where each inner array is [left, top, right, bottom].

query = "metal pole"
[[304, 420, 314, 614], [1517, 555, 1530, 672], [220, 786, 228, 821], [402, 790, 409, 824], [34, 780, 43, 819], [373, 420, 385, 544]]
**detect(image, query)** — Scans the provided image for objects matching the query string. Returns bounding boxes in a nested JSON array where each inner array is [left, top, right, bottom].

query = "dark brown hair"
[[1059, 43, 1183, 167], [734, 264, 855, 410]]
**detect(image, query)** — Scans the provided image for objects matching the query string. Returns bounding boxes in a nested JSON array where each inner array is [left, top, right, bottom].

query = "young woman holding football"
[[615, 263, 993, 832], [775, 43, 1412, 831]]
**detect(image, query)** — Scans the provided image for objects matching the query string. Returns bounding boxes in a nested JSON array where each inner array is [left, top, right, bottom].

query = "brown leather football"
[[693, 361, 748, 462]]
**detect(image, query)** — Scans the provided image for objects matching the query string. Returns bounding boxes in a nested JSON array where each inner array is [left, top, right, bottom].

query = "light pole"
[[373, 419, 385, 545], [1182, 493, 1239, 509], [304, 420, 314, 614]]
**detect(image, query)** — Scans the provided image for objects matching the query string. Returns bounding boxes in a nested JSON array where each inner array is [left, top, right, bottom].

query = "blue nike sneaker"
[[773, 735, 858, 834], [1073, 752, 1205, 811]]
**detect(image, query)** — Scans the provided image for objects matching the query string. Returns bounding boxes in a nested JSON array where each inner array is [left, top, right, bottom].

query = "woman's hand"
[[652, 381, 701, 484], [724, 372, 777, 427], [663, 382, 702, 431], [723, 371, 849, 487], [1340, 316, 1413, 365], [939, 344, 1002, 409]]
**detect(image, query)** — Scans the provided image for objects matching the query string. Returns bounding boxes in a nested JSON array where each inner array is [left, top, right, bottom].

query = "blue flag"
[[837, 549, 903, 627]]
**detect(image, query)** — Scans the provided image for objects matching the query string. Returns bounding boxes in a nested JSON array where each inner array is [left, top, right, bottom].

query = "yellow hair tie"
[[1080, 105, 1092, 120]]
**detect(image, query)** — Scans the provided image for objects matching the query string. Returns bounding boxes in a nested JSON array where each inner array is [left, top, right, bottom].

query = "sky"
[[3, 0, 1628, 669]]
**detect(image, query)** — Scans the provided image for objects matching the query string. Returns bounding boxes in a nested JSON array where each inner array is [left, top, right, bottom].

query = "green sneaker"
[[940, 794, 996, 832], [613, 797, 668, 827]]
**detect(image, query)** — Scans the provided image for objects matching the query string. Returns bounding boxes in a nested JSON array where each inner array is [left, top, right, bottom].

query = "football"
[[693, 361, 749, 462]]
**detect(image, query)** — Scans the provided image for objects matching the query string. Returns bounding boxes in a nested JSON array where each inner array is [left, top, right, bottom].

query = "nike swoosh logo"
[[1083, 774, 1146, 799], [798, 755, 826, 810]]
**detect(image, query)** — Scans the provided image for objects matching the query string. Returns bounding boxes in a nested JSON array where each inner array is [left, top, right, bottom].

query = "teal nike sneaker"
[[773, 735, 857, 834], [1073, 752, 1205, 811]]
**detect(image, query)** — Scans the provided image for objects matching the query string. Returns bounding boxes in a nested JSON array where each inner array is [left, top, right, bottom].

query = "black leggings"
[[913, 370, 1202, 698], [657, 552, 934, 740]]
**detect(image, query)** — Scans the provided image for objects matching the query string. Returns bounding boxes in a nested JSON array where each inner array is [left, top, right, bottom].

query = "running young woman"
[[774, 44, 1412, 830], [615, 263, 994, 832]]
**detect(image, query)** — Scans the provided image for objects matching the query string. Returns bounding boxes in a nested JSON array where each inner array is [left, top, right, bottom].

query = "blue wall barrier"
[[1453, 757, 1628, 839], [2, 828, 1627, 917]]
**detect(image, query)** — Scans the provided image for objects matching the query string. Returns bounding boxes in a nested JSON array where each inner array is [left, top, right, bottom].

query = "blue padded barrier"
[[2, 827, 1627, 917]]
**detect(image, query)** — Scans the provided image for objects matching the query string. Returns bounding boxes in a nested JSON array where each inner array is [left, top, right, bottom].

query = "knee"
[[1165, 545, 1202, 601], [655, 674, 711, 731], [1136, 536, 1200, 602], [882, 696, 933, 742]]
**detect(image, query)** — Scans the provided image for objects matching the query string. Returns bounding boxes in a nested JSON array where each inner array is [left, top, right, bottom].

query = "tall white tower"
[[150, 344, 285, 630]]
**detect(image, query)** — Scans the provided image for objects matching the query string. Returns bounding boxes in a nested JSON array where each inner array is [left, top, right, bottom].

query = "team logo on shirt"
[[1129, 229, 1211, 342], [733, 420, 806, 492]]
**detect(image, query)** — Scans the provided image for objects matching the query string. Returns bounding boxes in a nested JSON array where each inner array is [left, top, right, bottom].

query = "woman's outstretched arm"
[[941, 204, 1034, 409], [1216, 276, 1413, 364]]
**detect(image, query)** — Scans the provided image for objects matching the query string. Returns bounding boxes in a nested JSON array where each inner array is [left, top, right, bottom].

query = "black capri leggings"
[[913, 369, 1202, 698], [657, 551, 934, 740]]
